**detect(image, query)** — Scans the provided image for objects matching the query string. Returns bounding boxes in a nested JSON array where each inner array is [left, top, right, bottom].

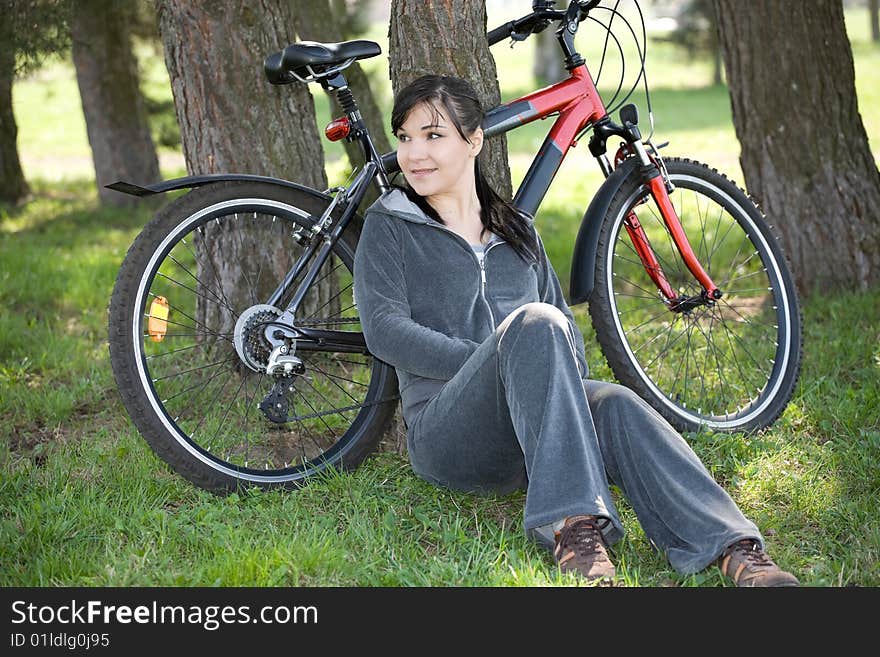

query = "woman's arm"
[[535, 231, 590, 379], [353, 212, 480, 380]]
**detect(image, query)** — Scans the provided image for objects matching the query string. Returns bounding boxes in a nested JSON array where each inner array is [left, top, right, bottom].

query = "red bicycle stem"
[[645, 174, 722, 301]]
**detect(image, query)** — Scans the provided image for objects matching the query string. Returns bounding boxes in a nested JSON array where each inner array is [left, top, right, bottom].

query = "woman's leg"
[[583, 379, 764, 574], [409, 302, 624, 543]]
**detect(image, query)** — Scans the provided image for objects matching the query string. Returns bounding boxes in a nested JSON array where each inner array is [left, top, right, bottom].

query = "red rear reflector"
[[324, 116, 351, 141]]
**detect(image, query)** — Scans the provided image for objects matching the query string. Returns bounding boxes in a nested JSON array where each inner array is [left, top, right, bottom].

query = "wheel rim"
[[606, 174, 794, 429], [131, 198, 389, 483]]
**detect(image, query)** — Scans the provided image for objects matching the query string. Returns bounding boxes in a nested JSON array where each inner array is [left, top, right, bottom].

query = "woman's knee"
[[498, 302, 568, 346], [587, 381, 651, 416], [587, 381, 681, 443]]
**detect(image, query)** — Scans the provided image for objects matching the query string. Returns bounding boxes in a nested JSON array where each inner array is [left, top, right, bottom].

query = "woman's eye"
[[428, 132, 442, 139], [396, 134, 409, 142]]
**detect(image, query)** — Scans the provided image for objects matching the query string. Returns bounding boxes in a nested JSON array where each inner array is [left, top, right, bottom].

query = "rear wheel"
[[108, 181, 398, 493], [590, 158, 802, 433]]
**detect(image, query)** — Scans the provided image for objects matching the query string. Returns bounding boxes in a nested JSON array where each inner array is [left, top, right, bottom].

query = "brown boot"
[[718, 539, 800, 587], [553, 515, 616, 583]]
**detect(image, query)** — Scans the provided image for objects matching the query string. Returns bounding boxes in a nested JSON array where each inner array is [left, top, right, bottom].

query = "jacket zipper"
[[421, 221, 501, 332], [479, 241, 502, 330]]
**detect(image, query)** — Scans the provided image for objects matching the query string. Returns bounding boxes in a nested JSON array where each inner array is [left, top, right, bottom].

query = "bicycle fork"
[[598, 116, 723, 313]]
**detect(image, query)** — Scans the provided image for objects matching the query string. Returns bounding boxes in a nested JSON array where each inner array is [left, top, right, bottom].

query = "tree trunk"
[[712, 48, 722, 85], [713, 0, 880, 292], [871, 0, 879, 43], [294, 0, 390, 208], [533, 27, 564, 86], [388, 0, 512, 200], [71, 1, 160, 208], [157, 0, 333, 338], [0, 45, 30, 205]]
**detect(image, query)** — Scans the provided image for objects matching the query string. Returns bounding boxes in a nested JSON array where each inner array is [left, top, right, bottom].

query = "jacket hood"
[[367, 188, 433, 225], [367, 187, 536, 228]]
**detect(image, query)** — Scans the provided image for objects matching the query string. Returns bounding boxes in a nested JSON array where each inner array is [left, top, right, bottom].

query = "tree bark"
[[388, 0, 512, 199], [294, 0, 390, 208], [0, 45, 30, 205], [713, 0, 880, 292], [157, 0, 332, 337], [71, 1, 160, 208]]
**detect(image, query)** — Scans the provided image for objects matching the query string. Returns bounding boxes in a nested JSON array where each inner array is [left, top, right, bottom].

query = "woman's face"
[[395, 101, 483, 199]]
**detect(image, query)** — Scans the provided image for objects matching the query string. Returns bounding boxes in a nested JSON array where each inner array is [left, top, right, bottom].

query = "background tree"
[[388, 0, 512, 199], [871, 0, 879, 42], [295, 0, 391, 207], [656, 0, 722, 85], [713, 0, 880, 291], [533, 26, 565, 86], [0, 40, 31, 205], [157, 0, 331, 334], [0, 0, 71, 205], [71, 0, 160, 208]]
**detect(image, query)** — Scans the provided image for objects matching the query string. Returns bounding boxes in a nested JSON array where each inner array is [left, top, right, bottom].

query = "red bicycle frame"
[[481, 62, 721, 304]]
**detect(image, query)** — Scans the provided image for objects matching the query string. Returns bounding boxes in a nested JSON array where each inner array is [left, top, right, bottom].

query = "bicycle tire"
[[108, 181, 398, 493], [589, 158, 802, 433]]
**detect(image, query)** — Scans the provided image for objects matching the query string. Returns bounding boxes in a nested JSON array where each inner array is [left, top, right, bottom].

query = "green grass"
[[2, 8, 879, 587]]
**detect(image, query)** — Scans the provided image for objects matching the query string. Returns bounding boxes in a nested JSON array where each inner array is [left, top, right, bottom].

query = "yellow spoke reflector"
[[148, 296, 170, 342]]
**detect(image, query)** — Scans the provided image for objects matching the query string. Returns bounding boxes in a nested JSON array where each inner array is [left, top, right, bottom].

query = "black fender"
[[569, 156, 641, 305], [105, 173, 333, 204]]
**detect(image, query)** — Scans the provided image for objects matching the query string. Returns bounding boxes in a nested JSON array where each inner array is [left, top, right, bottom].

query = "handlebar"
[[487, 0, 600, 46]]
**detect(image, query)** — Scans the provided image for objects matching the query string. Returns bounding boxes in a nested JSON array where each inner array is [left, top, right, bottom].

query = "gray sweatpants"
[[407, 302, 763, 574]]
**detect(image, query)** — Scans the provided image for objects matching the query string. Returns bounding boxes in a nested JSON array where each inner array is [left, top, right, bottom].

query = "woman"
[[353, 74, 799, 586]]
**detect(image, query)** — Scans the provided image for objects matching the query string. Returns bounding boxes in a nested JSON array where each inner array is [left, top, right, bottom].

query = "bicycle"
[[107, 0, 802, 493]]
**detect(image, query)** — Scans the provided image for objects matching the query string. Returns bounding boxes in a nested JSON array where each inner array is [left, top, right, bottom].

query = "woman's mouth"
[[409, 168, 437, 178]]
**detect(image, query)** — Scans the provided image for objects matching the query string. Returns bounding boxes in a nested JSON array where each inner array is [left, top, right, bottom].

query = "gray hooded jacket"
[[353, 188, 589, 428]]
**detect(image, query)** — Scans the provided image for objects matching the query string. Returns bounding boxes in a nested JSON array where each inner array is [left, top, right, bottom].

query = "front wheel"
[[589, 158, 802, 433], [108, 181, 399, 493]]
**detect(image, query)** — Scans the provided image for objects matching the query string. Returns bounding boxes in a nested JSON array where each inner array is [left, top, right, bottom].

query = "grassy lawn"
[[2, 6, 879, 587]]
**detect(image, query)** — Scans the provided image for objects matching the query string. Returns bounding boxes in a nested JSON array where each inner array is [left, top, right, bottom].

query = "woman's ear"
[[469, 127, 484, 159]]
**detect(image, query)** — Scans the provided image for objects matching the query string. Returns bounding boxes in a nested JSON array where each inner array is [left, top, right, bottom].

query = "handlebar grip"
[[488, 21, 515, 45]]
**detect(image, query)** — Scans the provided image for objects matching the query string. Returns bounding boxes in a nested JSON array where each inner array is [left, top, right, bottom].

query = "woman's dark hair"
[[390, 74, 540, 263]]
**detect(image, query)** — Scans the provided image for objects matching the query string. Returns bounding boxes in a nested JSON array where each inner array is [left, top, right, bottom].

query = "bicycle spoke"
[[712, 309, 771, 386], [233, 213, 261, 306], [143, 311, 227, 342], [621, 305, 676, 333], [180, 363, 241, 440], [156, 270, 237, 319], [145, 343, 203, 360], [632, 313, 682, 358], [185, 232, 236, 316], [611, 271, 665, 299], [237, 371, 265, 467], [293, 388, 339, 442], [148, 291, 231, 340], [298, 375, 355, 421], [302, 281, 354, 323], [151, 356, 234, 383], [712, 306, 762, 395], [170, 244, 235, 317], [691, 312, 732, 414]]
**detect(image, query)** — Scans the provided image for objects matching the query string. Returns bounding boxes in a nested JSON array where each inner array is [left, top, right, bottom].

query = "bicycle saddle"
[[264, 40, 381, 84]]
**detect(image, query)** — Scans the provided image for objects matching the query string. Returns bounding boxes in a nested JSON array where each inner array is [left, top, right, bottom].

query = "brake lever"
[[508, 30, 530, 46], [508, 18, 551, 47]]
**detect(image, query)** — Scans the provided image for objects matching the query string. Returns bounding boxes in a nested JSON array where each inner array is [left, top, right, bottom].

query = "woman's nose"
[[403, 139, 429, 162]]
